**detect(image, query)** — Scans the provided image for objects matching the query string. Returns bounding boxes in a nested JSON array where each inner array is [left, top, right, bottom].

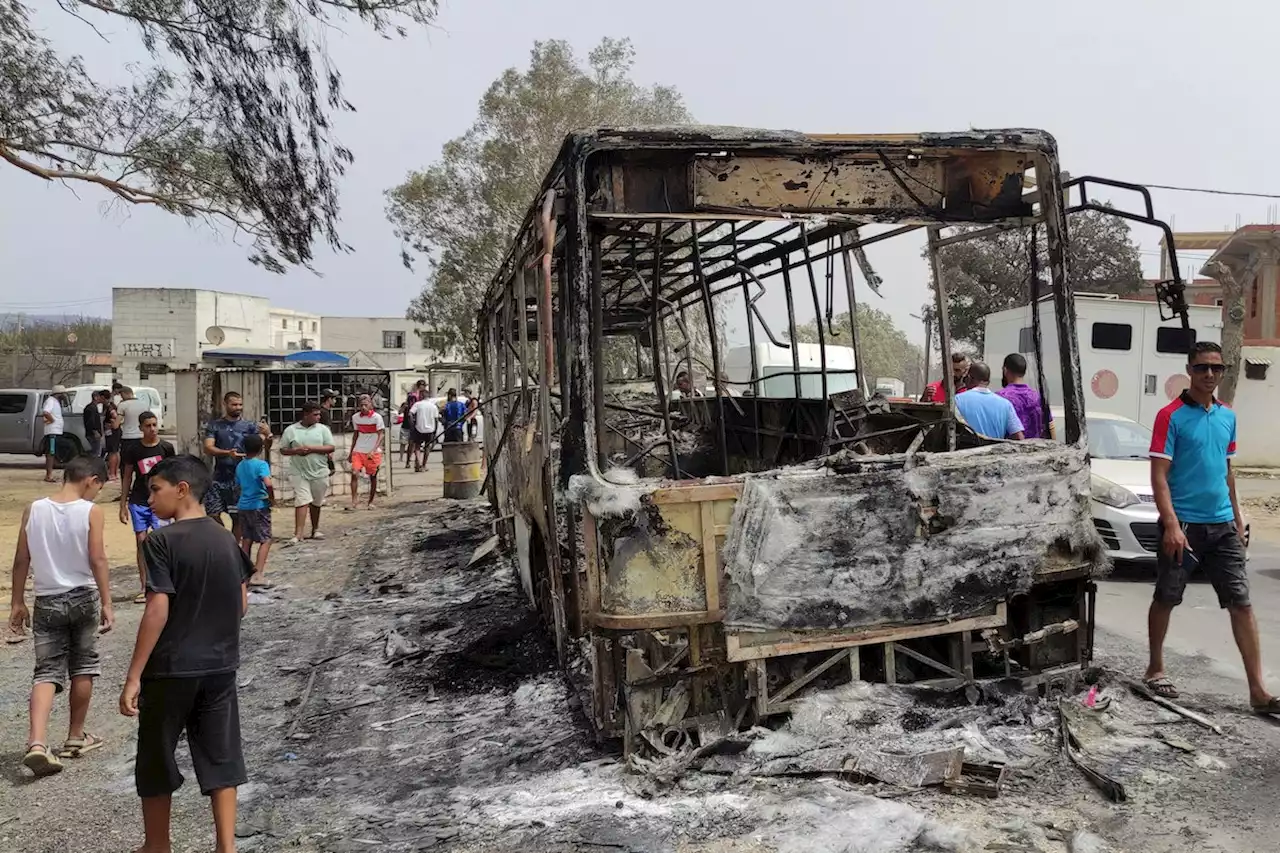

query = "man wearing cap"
[[40, 386, 67, 483]]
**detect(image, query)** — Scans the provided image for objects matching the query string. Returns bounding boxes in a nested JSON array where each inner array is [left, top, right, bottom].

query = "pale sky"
[[3, 0, 1277, 343]]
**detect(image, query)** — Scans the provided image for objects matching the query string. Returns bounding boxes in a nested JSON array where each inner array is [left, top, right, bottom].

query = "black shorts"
[[238, 508, 272, 543], [203, 481, 240, 518], [1155, 521, 1249, 609], [444, 426, 464, 444], [136, 673, 246, 797], [105, 431, 121, 454]]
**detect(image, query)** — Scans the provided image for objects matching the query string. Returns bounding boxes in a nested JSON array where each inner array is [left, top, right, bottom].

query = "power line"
[[1139, 182, 1280, 201]]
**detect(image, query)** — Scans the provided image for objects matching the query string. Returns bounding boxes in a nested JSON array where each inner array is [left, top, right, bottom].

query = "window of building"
[[281, 318, 288, 329], [1017, 326, 1034, 353], [1155, 326, 1197, 354], [297, 321, 303, 331], [311, 322, 318, 332], [1090, 322, 1132, 351], [287, 341, 300, 351], [383, 330, 406, 349], [1252, 278, 1259, 318]]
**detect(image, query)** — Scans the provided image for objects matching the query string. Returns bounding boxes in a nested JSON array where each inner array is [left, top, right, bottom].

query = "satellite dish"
[[205, 325, 226, 346]]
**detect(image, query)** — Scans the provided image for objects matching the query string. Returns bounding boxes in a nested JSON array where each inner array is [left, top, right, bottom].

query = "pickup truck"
[[0, 389, 90, 461]]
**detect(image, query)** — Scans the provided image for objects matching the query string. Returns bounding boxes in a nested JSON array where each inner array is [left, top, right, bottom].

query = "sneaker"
[[309, 531, 326, 541], [283, 537, 301, 548]]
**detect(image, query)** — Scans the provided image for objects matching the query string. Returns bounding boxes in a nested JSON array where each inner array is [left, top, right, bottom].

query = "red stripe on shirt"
[[1149, 398, 1182, 458]]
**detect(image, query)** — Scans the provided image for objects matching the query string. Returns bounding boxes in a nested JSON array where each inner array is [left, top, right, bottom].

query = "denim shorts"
[[33, 586, 101, 691], [1155, 521, 1249, 609]]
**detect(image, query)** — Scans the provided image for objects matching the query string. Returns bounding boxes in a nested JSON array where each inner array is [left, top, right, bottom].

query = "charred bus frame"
[[478, 127, 1184, 753]]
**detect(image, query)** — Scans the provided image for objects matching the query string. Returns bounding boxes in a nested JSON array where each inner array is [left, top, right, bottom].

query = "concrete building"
[[269, 307, 323, 351], [112, 287, 272, 409], [319, 316, 456, 370]]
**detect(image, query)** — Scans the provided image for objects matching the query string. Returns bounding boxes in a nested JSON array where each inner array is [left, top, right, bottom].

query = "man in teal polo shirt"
[[1146, 341, 1276, 714]]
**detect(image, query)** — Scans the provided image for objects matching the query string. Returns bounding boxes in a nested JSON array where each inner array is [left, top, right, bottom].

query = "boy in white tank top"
[[8, 455, 114, 777]]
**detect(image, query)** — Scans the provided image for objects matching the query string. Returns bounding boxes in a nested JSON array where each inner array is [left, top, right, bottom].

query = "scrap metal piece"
[[1127, 680, 1224, 735], [1059, 701, 1127, 803], [943, 760, 1007, 799], [848, 746, 964, 788], [983, 619, 1079, 654]]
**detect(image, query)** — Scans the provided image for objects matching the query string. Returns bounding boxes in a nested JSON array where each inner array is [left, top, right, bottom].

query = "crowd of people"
[[923, 351, 1054, 441]]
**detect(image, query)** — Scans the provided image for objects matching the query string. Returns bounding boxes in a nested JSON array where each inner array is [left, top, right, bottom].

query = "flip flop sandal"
[[1144, 677, 1180, 699], [1251, 697, 1280, 716], [58, 732, 105, 759], [248, 580, 274, 590], [4, 631, 28, 645], [22, 743, 63, 777], [133, 592, 148, 604]]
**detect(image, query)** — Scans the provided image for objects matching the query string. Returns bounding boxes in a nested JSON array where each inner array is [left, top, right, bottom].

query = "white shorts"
[[291, 476, 329, 507]]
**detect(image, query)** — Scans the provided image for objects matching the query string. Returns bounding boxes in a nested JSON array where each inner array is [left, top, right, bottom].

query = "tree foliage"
[[931, 209, 1144, 349], [794, 306, 926, 396], [386, 38, 692, 358], [0, 0, 437, 271]]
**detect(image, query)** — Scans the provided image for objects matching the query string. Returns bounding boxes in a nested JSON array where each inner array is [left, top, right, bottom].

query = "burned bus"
[[477, 127, 1189, 754]]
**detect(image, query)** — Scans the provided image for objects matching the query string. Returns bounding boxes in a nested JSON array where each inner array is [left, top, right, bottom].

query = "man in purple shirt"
[[997, 354, 1053, 440]]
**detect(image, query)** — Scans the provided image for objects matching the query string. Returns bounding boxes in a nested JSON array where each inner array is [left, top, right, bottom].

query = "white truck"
[[983, 293, 1222, 432]]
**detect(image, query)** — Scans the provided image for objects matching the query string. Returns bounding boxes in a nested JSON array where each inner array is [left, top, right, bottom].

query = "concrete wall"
[[320, 316, 461, 370], [113, 288, 272, 410], [269, 308, 322, 351], [1230, 345, 1280, 467]]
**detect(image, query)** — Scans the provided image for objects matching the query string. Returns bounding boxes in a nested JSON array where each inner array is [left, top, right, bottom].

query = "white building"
[[112, 287, 273, 409], [269, 307, 323, 351], [319, 316, 456, 370]]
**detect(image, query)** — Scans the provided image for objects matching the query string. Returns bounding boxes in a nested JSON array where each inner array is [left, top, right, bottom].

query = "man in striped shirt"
[[348, 394, 385, 510]]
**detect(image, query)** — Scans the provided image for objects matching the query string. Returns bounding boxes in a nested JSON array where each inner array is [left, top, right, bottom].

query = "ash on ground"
[[225, 501, 1280, 853]]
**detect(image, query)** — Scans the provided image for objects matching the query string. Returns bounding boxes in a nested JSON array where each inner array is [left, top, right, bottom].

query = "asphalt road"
[[1096, 538, 1280, 695]]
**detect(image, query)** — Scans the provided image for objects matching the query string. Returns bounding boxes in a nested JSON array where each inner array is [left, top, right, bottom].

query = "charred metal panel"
[[722, 444, 1105, 632], [692, 155, 944, 215]]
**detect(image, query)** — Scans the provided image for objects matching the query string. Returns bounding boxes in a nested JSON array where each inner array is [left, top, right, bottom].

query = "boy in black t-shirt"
[[119, 412, 175, 605], [119, 455, 254, 853]]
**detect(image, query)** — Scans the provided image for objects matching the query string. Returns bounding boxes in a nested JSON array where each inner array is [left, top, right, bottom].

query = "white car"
[[1052, 408, 1248, 565]]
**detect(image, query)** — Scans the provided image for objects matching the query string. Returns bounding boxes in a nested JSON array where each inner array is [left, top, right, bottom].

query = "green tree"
[[386, 38, 692, 358], [794, 306, 925, 396], [1, 0, 437, 271], [931, 209, 1143, 349]]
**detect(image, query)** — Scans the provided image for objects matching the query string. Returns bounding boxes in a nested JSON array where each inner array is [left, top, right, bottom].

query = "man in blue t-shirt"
[[1146, 341, 1275, 714], [954, 362, 1024, 440], [202, 391, 270, 538], [443, 388, 467, 444]]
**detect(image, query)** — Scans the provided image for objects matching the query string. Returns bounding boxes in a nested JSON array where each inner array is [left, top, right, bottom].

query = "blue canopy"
[[283, 350, 349, 365]]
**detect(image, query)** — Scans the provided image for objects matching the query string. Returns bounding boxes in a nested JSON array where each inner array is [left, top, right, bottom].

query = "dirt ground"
[[3, 471, 1280, 852]]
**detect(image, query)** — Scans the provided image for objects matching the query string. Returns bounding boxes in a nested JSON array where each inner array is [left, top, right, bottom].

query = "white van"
[[66, 384, 165, 430], [723, 343, 858, 398], [983, 294, 1221, 432]]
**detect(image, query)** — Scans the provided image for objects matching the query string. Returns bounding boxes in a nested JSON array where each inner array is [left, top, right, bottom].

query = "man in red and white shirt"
[[347, 395, 385, 510]]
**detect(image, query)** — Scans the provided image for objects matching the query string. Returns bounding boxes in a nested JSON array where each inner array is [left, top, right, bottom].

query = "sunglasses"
[[1189, 363, 1228, 375]]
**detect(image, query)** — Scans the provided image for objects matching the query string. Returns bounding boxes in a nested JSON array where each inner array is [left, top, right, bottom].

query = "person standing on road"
[[40, 386, 66, 483], [117, 455, 254, 853], [1146, 341, 1278, 714], [235, 434, 275, 587], [116, 386, 149, 457], [921, 353, 972, 404], [102, 392, 121, 481], [997, 354, 1054, 440], [954, 362, 1025, 440], [120, 412, 176, 605], [443, 388, 467, 444], [348, 394, 385, 510], [82, 390, 105, 460], [202, 392, 270, 538], [280, 402, 335, 544], [409, 392, 439, 472], [319, 389, 339, 477], [9, 455, 114, 777]]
